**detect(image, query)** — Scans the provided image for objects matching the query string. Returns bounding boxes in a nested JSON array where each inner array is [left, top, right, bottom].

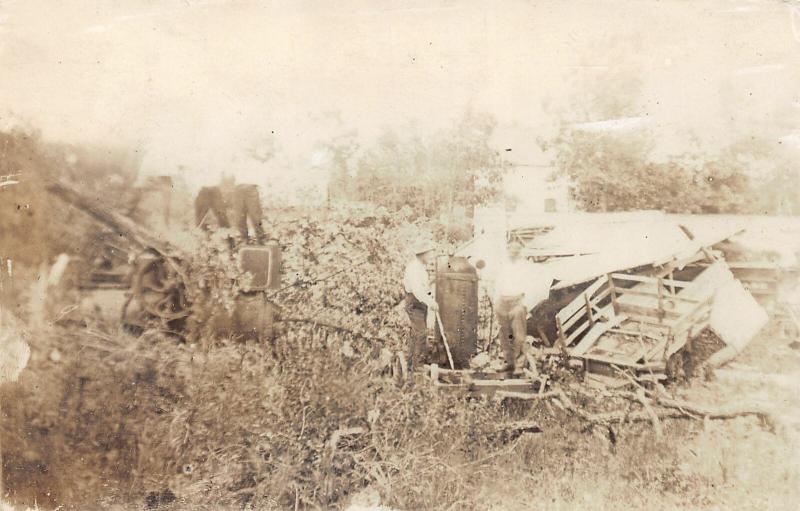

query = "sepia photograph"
[[1, 0, 800, 509]]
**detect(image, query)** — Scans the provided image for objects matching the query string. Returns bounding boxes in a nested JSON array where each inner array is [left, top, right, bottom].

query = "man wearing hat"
[[403, 240, 439, 381]]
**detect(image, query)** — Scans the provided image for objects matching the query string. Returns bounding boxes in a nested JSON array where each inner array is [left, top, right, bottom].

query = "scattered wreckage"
[[421, 213, 797, 395], [44, 181, 282, 339], [33, 181, 800, 398]]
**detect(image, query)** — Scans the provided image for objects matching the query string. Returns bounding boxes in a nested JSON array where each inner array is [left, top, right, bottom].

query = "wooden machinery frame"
[[556, 263, 720, 378]]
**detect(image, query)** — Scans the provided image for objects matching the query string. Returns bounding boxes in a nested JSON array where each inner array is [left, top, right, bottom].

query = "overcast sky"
[[1, 0, 799, 186]]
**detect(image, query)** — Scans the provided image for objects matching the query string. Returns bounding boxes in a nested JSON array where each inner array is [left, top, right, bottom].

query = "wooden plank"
[[569, 309, 625, 356], [556, 277, 607, 325], [425, 366, 473, 376], [607, 273, 620, 315], [561, 306, 587, 332], [672, 301, 709, 331], [615, 288, 700, 304], [671, 297, 712, 335], [556, 316, 566, 345], [617, 303, 681, 320], [607, 328, 664, 342], [561, 289, 611, 329], [584, 292, 595, 327], [727, 261, 780, 270], [471, 379, 538, 387], [624, 314, 681, 328], [585, 373, 630, 389], [665, 334, 690, 358], [644, 338, 670, 362], [617, 294, 697, 317], [611, 273, 691, 288], [565, 320, 592, 346], [672, 305, 711, 333], [581, 353, 666, 371], [592, 288, 611, 305]]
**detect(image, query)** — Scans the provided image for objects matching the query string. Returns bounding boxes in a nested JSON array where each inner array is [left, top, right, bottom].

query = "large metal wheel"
[[123, 250, 190, 331]]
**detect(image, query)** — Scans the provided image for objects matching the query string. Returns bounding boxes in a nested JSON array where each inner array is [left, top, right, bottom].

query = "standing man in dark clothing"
[[403, 240, 439, 383], [233, 183, 267, 243], [194, 185, 231, 230]]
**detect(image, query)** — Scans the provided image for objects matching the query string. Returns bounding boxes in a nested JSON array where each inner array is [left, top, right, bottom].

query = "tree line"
[[540, 127, 799, 215]]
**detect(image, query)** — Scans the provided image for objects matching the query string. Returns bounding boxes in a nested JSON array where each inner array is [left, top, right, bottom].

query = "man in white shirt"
[[403, 240, 439, 380], [494, 240, 552, 372]]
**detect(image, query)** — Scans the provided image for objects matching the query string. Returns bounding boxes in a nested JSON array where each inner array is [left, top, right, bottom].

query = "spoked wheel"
[[123, 250, 190, 332]]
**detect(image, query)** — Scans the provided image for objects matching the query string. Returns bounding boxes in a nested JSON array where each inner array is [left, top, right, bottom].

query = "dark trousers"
[[195, 186, 231, 229], [404, 293, 428, 377], [233, 184, 266, 242], [496, 295, 527, 368]]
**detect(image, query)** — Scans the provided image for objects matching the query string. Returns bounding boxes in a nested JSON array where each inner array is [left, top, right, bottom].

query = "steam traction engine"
[[46, 181, 281, 339]]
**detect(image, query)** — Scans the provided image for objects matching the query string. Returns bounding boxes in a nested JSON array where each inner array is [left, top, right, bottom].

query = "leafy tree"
[[345, 111, 505, 221], [539, 126, 790, 214]]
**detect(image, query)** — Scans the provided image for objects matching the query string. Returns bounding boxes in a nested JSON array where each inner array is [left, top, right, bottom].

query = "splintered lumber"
[[557, 277, 606, 328], [611, 273, 691, 288], [607, 274, 620, 314], [569, 311, 626, 356], [495, 390, 560, 400]]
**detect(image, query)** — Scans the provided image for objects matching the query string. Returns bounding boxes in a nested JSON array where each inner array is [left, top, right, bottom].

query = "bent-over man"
[[403, 241, 439, 381]]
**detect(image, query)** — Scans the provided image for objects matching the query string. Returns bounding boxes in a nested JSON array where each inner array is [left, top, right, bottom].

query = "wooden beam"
[[569, 311, 627, 356], [614, 288, 700, 304], [581, 354, 666, 372], [611, 273, 690, 288], [584, 292, 595, 327], [617, 303, 681, 320], [556, 277, 607, 325], [565, 320, 592, 346], [607, 274, 620, 315], [556, 316, 566, 346]]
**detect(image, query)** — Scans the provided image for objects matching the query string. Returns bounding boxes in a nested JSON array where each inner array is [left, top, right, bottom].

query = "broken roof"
[[457, 213, 745, 290]]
